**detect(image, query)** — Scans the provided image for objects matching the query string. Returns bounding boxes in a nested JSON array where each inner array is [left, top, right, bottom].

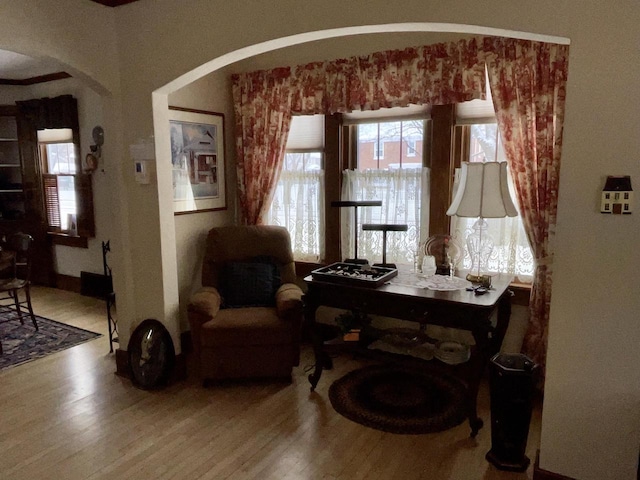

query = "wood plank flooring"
[[0, 286, 542, 480]]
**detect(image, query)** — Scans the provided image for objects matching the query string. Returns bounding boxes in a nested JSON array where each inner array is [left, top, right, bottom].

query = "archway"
[[149, 22, 570, 353]]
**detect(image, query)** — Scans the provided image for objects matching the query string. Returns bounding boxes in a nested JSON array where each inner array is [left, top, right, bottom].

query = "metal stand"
[[102, 241, 118, 353], [361, 223, 408, 268], [331, 200, 382, 264]]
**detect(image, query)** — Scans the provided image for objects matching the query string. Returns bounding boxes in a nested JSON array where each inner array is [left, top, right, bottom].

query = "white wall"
[[0, 1, 637, 479], [0, 78, 111, 277], [113, 2, 639, 478], [168, 71, 236, 332]]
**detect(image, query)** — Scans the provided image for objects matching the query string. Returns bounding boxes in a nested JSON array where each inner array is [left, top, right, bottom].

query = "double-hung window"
[[343, 108, 430, 266], [38, 128, 78, 232], [265, 115, 324, 262]]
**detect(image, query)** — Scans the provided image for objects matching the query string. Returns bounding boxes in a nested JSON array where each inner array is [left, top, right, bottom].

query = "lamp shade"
[[446, 162, 518, 218]]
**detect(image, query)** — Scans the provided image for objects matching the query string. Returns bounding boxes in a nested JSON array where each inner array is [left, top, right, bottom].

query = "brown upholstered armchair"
[[188, 225, 303, 383]]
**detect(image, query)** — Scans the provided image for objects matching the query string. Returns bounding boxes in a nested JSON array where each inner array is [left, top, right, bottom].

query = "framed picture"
[[168, 106, 226, 214]]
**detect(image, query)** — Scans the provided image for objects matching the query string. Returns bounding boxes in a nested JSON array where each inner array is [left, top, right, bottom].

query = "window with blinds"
[[37, 129, 91, 237]]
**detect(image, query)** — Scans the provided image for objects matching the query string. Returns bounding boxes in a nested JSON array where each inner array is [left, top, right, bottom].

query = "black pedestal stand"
[[361, 223, 408, 268], [331, 200, 382, 264]]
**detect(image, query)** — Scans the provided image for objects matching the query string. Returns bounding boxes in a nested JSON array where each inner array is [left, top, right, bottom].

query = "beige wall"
[[0, 1, 638, 479], [168, 72, 236, 332], [0, 78, 111, 277], [117, 2, 640, 478]]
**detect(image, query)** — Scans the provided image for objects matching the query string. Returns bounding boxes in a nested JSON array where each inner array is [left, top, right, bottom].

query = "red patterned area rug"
[[329, 364, 467, 434], [0, 315, 101, 370]]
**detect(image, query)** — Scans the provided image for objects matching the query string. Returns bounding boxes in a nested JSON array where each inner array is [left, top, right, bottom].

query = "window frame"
[[37, 138, 94, 248]]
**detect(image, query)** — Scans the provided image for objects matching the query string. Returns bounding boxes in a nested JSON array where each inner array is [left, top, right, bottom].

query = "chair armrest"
[[188, 287, 222, 321], [276, 283, 303, 319]]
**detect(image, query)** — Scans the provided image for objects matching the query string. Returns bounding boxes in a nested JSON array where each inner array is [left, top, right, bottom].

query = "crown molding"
[[0, 72, 71, 86]]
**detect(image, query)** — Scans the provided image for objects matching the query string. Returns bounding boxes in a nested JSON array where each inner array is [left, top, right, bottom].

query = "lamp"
[[446, 162, 517, 283]]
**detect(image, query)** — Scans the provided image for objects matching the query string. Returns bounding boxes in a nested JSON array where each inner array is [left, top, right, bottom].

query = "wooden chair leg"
[[25, 285, 37, 330], [12, 289, 24, 324]]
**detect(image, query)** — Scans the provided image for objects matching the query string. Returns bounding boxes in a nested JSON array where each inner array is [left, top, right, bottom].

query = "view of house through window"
[[357, 120, 424, 170], [342, 119, 428, 265], [38, 129, 78, 232]]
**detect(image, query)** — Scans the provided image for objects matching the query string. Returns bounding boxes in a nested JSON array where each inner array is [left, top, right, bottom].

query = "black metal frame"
[[102, 241, 118, 353]]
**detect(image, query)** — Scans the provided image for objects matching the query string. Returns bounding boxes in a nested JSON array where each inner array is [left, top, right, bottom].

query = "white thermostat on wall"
[[134, 160, 150, 184]]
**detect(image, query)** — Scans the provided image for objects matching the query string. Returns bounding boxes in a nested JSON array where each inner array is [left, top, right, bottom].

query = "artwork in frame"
[[169, 106, 226, 214]]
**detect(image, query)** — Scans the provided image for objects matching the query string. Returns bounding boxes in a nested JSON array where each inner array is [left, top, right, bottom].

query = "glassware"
[[421, 255, 437, 276]]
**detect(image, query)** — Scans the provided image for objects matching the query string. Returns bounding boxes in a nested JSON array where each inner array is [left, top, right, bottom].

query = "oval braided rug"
[[329, 364, 467, 434]]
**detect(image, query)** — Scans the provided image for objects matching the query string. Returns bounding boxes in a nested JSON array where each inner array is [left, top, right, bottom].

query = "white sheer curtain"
[[265, 170, 324, 262], [341, 168, 429, 265], [450, 169, 534, 282]]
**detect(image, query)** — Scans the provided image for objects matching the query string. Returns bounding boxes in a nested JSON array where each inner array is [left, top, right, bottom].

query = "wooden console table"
[[303, 272, 512, 437]]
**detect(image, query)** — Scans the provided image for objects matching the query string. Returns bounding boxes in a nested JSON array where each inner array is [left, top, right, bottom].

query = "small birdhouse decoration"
[[601, 176, 633, 214]]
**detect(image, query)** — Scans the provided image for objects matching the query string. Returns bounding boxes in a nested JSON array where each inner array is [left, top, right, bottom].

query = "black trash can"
[[486, 352, 538, 472]]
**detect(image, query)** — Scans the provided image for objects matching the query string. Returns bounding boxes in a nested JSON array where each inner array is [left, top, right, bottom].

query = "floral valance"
[[292, 38, 486, 114], [232, 37, 487, 116]]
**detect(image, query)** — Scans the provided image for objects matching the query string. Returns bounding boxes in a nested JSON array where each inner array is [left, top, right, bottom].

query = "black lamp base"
[[485, 451, 530, 473]]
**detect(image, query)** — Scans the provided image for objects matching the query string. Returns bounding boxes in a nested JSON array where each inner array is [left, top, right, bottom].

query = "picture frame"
[[168, 106, 226, 214]]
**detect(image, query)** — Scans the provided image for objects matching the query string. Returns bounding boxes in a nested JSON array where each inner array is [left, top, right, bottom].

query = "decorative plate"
[[128, 318, 175, 390]]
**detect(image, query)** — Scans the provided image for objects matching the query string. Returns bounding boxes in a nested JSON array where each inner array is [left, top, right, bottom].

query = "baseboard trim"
[[533, 451, 577, 480], [115, 348, 187, 385]]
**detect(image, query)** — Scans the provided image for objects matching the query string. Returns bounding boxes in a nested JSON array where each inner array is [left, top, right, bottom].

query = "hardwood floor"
[[0, 286, 542, 480]]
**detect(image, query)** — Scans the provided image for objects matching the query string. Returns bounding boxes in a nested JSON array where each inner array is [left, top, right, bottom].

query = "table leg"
[[304, 298, 330, 391]]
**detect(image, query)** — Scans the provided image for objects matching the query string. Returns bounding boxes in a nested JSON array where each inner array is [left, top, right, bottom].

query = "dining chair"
[[0, 233, 37, 331]]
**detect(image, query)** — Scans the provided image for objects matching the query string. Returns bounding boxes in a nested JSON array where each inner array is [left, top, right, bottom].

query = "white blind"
[[457, 70, 495, 123], [456, 97, 495, 123], [343, 104, 430, 125], [286, 115, 324, 151], [37, 128, 73, 144]]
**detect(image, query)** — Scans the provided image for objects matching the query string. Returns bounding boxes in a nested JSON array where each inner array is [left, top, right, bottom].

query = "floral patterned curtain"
[[292, 38, 487, 114], [233, 38, 487, 224], [483, 37, 570, 375], [232, 67, 294, 225]]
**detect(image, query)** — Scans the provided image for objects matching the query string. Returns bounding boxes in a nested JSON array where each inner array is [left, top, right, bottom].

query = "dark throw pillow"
[[222, 259, 280, 308]]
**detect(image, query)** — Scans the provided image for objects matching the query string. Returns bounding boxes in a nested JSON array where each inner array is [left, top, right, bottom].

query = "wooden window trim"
[[39, 142, 95, 244], [48, 232, 89, 248]]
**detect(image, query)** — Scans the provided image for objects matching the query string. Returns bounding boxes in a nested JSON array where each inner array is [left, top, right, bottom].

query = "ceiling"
[[0, 1, 140, 84], [0, 49, 68, 83]]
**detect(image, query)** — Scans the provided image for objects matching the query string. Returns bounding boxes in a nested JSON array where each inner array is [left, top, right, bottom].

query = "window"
[[373, 139, 385, 160], [265, 115, 324, 262], [342, 116, 429, 265], [406, 138, 418, 157], [38, 128, 93, 241], [450, 123, 534, 281]]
